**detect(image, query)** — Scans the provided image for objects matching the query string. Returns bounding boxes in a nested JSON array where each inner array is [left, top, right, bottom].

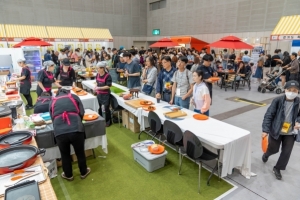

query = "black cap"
[[284, 80, 299, 90], [62, 58, 70, 66]]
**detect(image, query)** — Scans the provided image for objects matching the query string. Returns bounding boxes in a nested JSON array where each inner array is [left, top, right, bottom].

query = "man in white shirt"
[[107, 48, 113, 57], [58, 49, 67, 66], [170, 56, 193, 109]]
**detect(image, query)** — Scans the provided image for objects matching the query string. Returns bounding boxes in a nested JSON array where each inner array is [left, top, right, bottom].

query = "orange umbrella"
[[150, 38, 180, 48]]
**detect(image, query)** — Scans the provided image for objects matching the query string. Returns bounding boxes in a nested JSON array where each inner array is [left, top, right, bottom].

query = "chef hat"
[[96, 61, 107, 68], [17, 58, 26, 63], [43, 61, 55, 70]]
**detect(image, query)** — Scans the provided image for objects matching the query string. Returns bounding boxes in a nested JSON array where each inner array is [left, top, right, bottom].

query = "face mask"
[[285, 92, 298, 100]]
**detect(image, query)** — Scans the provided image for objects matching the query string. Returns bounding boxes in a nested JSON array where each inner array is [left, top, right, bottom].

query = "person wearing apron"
[[94, 62, 112, 127], [55, 58, 76, 87], [197, 54, 218, 102], [37, 61, 59, 97], [14, 58, 33, 110], [49, 86, 90, 181]]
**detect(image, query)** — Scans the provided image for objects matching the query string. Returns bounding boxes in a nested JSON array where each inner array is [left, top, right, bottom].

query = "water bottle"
[[101, 105, 106, 120]]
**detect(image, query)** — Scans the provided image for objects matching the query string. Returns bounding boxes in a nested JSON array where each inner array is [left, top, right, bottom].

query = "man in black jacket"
[[262, 80, 300, 180], [111, 48, 119, 68]]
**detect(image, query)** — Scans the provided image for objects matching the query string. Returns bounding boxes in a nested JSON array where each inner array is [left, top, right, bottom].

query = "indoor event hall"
[[0, 0, 299, 200]]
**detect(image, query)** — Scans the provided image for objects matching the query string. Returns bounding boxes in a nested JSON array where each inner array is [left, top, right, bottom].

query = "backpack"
[[140, 56, 144, 65], [34, 93, 52, 114]]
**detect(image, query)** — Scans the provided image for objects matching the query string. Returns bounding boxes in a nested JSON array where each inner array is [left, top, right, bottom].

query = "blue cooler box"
[[132, 141, 168, 172]]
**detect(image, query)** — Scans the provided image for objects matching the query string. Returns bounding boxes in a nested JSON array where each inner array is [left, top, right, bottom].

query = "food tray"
[[164, 110, 187, 119], [0, 164, 47, 197]]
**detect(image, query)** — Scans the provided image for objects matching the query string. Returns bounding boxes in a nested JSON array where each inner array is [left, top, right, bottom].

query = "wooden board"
[[164, 110, 187, 118], [125, 99, 152, 109]]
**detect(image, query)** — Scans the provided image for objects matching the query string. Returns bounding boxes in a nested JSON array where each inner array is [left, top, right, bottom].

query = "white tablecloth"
[[41, 135, 108, 161], [52, 89, 99, 112], [81, 81, 252, 178]]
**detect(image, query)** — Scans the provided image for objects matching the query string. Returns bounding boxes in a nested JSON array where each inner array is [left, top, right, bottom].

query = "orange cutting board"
[[125, 99, 151, 109], [164, 110, 187, 118]]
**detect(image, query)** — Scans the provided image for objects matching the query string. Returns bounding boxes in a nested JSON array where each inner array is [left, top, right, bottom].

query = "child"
[[190, 70, 211, 116]]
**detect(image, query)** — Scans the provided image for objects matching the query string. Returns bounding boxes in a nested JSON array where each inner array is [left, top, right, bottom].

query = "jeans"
[[174, 96, 190, 109], [222, 61, 227, 70], [56, 132, 87, 177], [162, 92, 171, 103], [265, 135, 295, 170], [194, 109, 209, 116], [275, 77, 281, 85]]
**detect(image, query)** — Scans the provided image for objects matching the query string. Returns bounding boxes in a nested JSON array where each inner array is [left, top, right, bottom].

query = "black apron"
[[96, 73, 110, 106], [37, 70, 54, 96], [20, 67, 31, 95], [59, 67, 73, 86]]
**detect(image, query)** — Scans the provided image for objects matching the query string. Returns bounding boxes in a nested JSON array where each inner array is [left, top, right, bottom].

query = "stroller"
[[258, 69, 285, 94]]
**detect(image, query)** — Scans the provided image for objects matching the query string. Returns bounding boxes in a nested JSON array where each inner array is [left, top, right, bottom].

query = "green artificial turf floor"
[[23, 92, 233, 200], [50, 125, 232, 200]]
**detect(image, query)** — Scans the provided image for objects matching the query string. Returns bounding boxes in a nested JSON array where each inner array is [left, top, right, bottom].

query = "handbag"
[[142, 68, 155, 95], [142, 82, 155, 94]]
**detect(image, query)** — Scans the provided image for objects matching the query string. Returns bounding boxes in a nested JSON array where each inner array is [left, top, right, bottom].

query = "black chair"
[[163, 120, 183, 152], [241, 71, 252, 90], [110, 94, 123, 127], [145, 111, 163, 141], [179, 130, 219, 194]]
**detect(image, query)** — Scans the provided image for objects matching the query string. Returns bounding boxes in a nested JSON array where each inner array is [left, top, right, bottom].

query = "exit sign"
[[152, 29, 160, 35]]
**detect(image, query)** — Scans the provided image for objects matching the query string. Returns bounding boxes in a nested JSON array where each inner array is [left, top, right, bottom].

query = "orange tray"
[[83, 114, 99, 121], [193, 114, 209, 120], [76, 91, 88, 96], [209, 77, 220, 82], [148, 144, 165, 154], [142, 106, 156, 111], [140, 100, 153, 105]]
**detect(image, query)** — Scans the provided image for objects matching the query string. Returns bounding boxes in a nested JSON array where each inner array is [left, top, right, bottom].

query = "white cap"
[[17, 58, 26, 63], [119, 53, 124, 58], [43, 61, 55, 67], [96, 61, 107, 68]]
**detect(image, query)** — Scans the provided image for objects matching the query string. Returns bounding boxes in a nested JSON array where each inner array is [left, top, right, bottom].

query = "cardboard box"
[[129, 112, 140, 133], [122, 110, 129, 128], [72, 149, 94, 162], [44, 159, 58, 178]]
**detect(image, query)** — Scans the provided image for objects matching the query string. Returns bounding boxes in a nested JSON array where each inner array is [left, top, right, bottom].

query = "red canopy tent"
[[149, 38, 180, 48], [13, 37, 52, 48], [208, 36, 253, 49], [170, 36, 209, 52]]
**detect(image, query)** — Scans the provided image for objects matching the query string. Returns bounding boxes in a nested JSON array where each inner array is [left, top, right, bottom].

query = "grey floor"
[[208, 80, 300, 200]]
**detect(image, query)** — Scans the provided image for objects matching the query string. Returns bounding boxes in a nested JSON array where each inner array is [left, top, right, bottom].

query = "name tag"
[[176, 88, 180, 96], [281, 122, 291, 134]]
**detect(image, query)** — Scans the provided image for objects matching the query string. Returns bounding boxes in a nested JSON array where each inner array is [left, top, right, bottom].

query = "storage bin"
[[132, 142, 167, 172]]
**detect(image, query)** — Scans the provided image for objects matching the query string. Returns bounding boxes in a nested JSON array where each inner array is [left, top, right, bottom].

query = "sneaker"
[[81, 167, 91, 179], [61, 172, 74, 181], [262, 154, 268, 163], [273, 167, 282, 180], [25, 105, 33, 110]]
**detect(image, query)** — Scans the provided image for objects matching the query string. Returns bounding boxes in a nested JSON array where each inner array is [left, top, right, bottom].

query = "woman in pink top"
[[190, 70, 211, 116]]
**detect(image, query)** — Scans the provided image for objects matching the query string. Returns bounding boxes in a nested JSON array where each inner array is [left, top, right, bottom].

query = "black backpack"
[[34, 92, 52, 114]]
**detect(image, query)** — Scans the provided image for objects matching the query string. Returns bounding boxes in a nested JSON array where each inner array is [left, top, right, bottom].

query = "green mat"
[[110, 86, 125, 95], [50, 125, 232, 200]]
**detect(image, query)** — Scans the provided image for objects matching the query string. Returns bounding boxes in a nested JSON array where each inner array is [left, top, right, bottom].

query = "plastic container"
[[132, 141, 168, 172]]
